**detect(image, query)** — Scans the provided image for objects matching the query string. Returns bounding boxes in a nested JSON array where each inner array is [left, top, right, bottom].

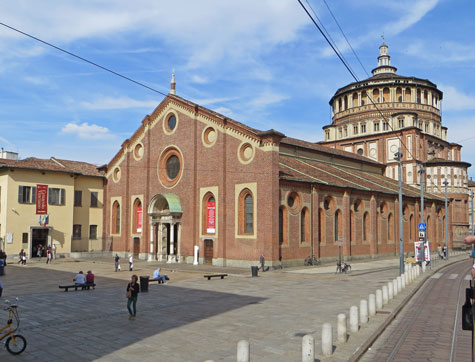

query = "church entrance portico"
[[147, 193, 183, 263]]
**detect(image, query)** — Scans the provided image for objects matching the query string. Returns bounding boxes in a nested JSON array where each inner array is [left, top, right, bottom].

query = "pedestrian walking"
[[114, 254, 120, 272], [37, 244, 43, 260], [126, 275, 140, 320], [46, 247, 52, 264], [129, 255, 133, 271]]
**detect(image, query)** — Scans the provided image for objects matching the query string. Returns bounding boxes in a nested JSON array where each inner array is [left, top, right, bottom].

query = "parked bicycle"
[[304, 255, 321, 266], [1, 298, 27, 355], [336, 262, 351, 274]]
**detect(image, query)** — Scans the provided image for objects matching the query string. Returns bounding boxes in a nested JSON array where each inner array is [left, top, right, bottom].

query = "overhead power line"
[[0, 22, 169, 97]]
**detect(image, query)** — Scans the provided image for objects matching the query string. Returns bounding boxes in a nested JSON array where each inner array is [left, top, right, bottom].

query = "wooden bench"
[[149, 277, 166, 284], [59, 283, 96, 292], [203, 274, 228, 280]]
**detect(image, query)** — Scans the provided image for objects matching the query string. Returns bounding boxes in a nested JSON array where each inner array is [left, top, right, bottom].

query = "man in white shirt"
[[74, 271, 86, 285], [152, 267, 167, 284]]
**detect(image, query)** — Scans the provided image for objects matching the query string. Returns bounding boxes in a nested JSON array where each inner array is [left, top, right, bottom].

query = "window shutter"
[[32, 187, 36, 204], [60, 189, 65, 205], [18, 186, 23, 203]]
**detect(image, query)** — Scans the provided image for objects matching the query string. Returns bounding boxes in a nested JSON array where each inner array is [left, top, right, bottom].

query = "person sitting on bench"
[[86, 270, 95, 284], [74, 271, 86, 285], [153, 267, 167, 284]]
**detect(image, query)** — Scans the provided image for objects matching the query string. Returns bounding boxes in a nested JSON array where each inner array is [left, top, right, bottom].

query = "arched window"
[[383, 87, 390, 102], [427, 215, 431, 242], [335, 210, 342, 241], [344, 95, 348, 110], [410, 214, 415, 241], [238, 189, 254, 235], [279, 206, 288, 245], [423, 90, 428, 104], [301, 207, 310, 243], [388, 213, 394, 241], [112, 201, 120, 234], [404, 88, 411, 102], [373, 89, 380, 103], [363, 212, 369, 242], [350, 210, 354, 242], [376, 212, 381, 244], [319, 208, 325, 244], [416, 89, 421, 104], [361, 91, 367, 105], [352, 93, 358, 107], [396, 87, 402, 102], [202, 192, 216, 235], [133, 198, 142, 234]]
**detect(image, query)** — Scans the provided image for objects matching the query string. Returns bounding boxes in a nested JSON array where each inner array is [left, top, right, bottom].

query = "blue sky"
[[1, 0, 474, 177]]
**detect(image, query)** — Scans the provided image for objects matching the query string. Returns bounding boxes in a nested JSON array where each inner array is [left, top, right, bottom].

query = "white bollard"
[[397, 276, 402, 292], [376, 289, 383, 309], [337, 313, 347, 343], [368, 294, 376, 316], [237, 340, 250, 362], [360, 299, 368, 324], [401, 274, 406, 289], [388, 282, 393, 300], [404, 272, 409, 285], [349, 306, 359, 332], [302, 334, 314, 362], [422, 262, 426, 273], [393, 279, 398, 297], [322, 323, 333, 357], [382, 286, 389, 305]]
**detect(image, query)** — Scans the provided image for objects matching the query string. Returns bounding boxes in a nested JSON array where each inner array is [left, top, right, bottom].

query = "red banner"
[[136, 206, 143, 232], [207, 202, 216, 233], [36, 184, 48, 215]]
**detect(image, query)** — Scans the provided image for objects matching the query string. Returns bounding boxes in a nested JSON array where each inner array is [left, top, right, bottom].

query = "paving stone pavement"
[[0, 253, 468, 362]]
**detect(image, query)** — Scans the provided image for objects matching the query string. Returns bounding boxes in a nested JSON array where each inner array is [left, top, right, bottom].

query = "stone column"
[[148, 221, 154, 262], [170, 223, 175, 255]]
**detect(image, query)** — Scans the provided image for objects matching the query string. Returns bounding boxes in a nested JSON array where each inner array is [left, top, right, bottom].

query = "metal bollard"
[[382, 286, 389, 305], [337, 313, 347, 343], [387, 282, 393, 300], [349, 306, 359, 332], [376, 289, 383, 309], [393, 279, 398, 297], [237, 340, 250, 362], [397, 276, 402, 292], [401, 274, 406, 289], [360, 299, 368, 324], [302, 334, 314, 362], [321, 323, 333, 357], [368, 294, 376, 316]]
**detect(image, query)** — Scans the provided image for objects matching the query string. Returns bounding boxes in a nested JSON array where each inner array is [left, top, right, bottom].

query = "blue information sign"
[[418, 223, 426, 231]]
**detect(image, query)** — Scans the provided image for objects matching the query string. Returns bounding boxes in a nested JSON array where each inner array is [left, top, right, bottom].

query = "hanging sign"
[[136, 206, 143, 233], [414, 242, 431, 262], [36, 184, 48, 215], [207, 201, 216, 233]]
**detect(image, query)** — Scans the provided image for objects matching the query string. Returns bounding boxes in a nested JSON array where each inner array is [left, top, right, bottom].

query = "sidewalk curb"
[[348, 255, 469, 362]]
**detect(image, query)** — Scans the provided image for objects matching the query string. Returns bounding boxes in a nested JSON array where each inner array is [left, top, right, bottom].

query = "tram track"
[[360, 259, 472, 361]]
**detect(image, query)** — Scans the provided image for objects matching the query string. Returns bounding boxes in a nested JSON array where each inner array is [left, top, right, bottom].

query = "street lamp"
[[395, 148, 404, 274], [443, 179, 449, 260]]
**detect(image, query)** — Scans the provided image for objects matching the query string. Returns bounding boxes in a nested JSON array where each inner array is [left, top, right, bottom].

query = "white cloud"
[[440, 85, 475, 111], [248, 91, 289, 109], [191, 75, 208, 84], [191, 96, 239, 106], [383, 0, 439, 35], [23, 75, 48, 85], [61, 122, 113, 139], [80, 96, 159, 110], [212, 106, 233, 117]]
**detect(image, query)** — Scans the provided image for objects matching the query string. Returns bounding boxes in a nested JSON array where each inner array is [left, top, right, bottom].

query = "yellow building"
[[0, 156, 104, 259]]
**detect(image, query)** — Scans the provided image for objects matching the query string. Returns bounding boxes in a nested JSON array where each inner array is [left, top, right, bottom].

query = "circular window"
[[380, 202, 388, 216], [202, 127, 217, 147], [158, 147, 184, 188], [113, 167, 121, 183], [287, 192, 301, 214], [323, 196, 335, 213], [168, 115, 176, 131], [166, 155, 180, 180], [354, 199, 363, 213], [238, 142, 255, 164], [163, 112, 179, 135], [133, 143, 144, 160], [357, 148, 364, 155]]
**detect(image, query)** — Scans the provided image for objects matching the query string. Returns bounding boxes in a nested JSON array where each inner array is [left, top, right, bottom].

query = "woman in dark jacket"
[[126, 275, 140, 320]]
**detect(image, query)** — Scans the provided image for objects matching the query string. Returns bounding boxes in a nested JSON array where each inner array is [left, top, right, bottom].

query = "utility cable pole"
[[395, 148, 404, 274], [444, 179, 449, 261], [419, 164, 425, 264]]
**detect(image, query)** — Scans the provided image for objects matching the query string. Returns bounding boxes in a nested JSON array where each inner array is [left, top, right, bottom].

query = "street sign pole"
[[420, 165, 425, 265]]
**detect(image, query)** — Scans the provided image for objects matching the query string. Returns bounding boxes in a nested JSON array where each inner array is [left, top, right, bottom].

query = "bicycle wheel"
[[304, 258, 310, 266], [6, 334, 27, 355]]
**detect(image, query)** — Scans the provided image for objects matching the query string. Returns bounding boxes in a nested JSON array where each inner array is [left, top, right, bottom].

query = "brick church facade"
[[101, 70, 447, 267]]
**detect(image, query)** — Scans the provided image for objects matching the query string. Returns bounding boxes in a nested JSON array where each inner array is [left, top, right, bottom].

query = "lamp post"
[[419, 164, 425, 264], [443, 179, 449, 260], [395, 148, 404, 274]]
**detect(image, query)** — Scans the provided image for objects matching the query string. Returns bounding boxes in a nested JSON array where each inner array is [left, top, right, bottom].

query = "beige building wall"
[[0, 168, 103, 258]]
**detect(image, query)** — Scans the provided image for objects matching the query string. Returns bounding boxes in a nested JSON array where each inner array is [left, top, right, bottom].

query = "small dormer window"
[[398, 119, 404, 128], [325, 130, 330, 140], [353, 125, 359, 135], [361, 124, 366, 133], [374, 122, 380, 131], [383, 122, 389, 131]]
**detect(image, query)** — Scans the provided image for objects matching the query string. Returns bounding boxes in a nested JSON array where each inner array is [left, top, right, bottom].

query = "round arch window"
[[158, 147, 184, 188], [287, 191, 302, 214], [168, 115, 177, 131], [163, 112, 179, 134], [166, 155, 180, 180]]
